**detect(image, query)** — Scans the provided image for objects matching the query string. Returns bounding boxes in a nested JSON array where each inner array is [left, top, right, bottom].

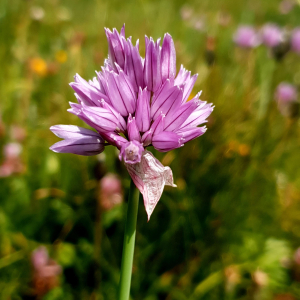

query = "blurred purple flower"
[[31, 247, 62, 297], [275, 83, 298, 117], [32, 246, 49, 270], [99, 173, 123, 210], [233, 26, 261, 48], [261, 24, 283, 48], [50, 25, 214, 219], [291, 28, 300, 53], [32, 247, 62, 277], [275, 83, 297, 102]]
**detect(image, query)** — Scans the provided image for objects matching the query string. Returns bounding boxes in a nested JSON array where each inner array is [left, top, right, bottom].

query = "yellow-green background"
[[1, 0, 300, 299]]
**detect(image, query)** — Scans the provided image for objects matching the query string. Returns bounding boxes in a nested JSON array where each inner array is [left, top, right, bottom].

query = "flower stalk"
[[117, 179, 140, 300]]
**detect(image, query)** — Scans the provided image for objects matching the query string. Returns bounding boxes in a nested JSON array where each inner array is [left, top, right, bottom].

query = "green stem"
[[117, 179, 140, 300]]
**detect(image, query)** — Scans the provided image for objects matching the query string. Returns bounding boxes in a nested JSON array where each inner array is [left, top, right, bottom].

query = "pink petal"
[[125, 151, 176, 220], [161, 33, 176, 82]]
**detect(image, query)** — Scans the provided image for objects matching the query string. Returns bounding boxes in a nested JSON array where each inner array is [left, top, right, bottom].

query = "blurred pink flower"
[[4, 142, 22, 159], [0, 142, 24, 177], [233, 26, 261, 48], [99, 174, 123, 210], [275, 83, 298, 117], [261, 24, 283, 48], [279, 0, 295, 14], [192, 18, 205, 32], [31, 247, 62, 297], [32, 246, 62, 277], [291, 28, 300, 54], [180, 6, 193, 21], [32, 246, 49, 269], [275, 83, 298, 102]]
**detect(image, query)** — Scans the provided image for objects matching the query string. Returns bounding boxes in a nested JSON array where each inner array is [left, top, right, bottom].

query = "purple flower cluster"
[[261, 24, 283, 48], [233, 26, 261, 48], [50, 25, 213, 164], [275, 82, 299, 117], [291, 28, 300, 53], [233, 24, 300, 54], [233, 24, 284, 49]]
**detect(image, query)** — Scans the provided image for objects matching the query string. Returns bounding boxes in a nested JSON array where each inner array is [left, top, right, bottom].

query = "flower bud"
[[119, 140, 144, 164]]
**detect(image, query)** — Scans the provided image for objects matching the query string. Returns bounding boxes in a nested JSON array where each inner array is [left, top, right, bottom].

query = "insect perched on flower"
[[50, 25, 214, 219]]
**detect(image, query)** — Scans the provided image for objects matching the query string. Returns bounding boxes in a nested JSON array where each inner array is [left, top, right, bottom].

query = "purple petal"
[[99, 99, 127, 132], [141, 129, 153, 147], [67, 103, 110, 133], [120, 24, 125, 38], [152, 131, 183, 152], [141, 113, 165, 146], [144, 37, 162, 92], [151, 79, 174, 107], [32, 247, 49, 270], [96, 71, 111, 103], [67, 102, 82, 114], [125, 150, 176, 220], [124, 39, 144, 92], [70, 75, 110, 105], [127, 114, 141, 142], [161, 33, 176, 82], [181, 74, 198, 103], [151, 85, 183, 120], [117, 69, 137, 109], [50, 125, 103, 140], [180, 101, 214, 129], [119, 140, 144, 164], [81, 106, 122, 133], [105, 27, 125, 69], [50, 137, 105, 156], [135, 87, 151, 132], [106, 70, 136, 116], [176, 126, 207, 143], [101, 132, 128, 149], [150, 113, 165, 136], [174, 65, 190, 86], [164, 99, 200, 132]]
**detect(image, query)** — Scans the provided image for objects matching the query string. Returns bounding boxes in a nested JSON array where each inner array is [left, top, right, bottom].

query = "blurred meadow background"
[[1, 0, 300, 299]]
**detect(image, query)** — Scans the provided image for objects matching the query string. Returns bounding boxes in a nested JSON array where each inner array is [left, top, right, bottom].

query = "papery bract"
[[125, 151, 176, 220]]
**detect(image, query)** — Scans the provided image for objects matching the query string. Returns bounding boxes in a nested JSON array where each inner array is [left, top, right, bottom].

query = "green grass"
[[1, 0, 300, 299]]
